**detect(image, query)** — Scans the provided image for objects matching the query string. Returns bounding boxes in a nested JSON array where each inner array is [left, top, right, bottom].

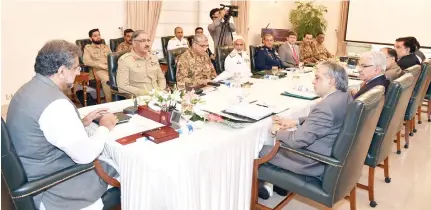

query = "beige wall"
[[1, 0, 125, 105], [248, 0, 341, 54], [1, 0, 342, 106]]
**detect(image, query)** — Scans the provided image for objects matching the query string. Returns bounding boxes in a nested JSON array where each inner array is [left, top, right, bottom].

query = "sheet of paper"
[[87, 114, 164, 140]]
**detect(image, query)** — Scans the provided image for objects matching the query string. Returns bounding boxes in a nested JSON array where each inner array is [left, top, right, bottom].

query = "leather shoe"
[[273, 185, 288, 196], [258, 186, 270, 200]]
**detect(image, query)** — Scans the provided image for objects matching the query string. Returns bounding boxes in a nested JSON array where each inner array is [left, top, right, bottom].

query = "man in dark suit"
[[259, 61, 352, 198], [255, 34, 282, 71], [351, 51, 390, 99], [394, 37, 421, 70]]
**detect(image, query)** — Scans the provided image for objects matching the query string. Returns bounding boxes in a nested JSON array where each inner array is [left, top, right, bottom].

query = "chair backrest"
[[416, 64, 431, 105], [161, 36, 193, 59], [75, 39, 106, 64], [321, 86, 385, 203], [405, 64, 429, 120], [249, 45, 257, 71], [215, 45, 234, 74], [166, 48, 188, 84], [107, 51, 129, 90], [366, 72, 417, 166], [109, 37, 124, 52], [1, 118, 36, 210], [249, 43, 283, 72]]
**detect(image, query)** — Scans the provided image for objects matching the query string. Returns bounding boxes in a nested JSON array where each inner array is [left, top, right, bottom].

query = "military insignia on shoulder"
[[229, 51, 237, 58]]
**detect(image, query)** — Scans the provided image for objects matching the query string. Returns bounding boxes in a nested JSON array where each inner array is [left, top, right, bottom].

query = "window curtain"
[[336, 0, 349, 56], [232, 0, 250, 44], [126, 0, 162, 46]]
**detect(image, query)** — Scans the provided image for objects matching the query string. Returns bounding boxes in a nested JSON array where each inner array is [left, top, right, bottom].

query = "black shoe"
[[273, 185, 288, 196], [258, 186, 270, 200]]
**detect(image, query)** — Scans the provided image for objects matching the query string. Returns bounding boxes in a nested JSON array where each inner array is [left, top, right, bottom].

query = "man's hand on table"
[[82, 108, 109, 127], [99, 113, 118, 131], [270, 116, 298, 136]]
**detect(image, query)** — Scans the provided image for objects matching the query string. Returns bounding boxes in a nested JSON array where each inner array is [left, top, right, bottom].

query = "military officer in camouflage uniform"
[[117, 30, 166, 96], [255, 34, 282, 71], [83, 29, 112, 102], [116, 29, 134, 52], [176, 34, 217, 87], [314, 32, 333, 61], [300, 33, 318, 64]]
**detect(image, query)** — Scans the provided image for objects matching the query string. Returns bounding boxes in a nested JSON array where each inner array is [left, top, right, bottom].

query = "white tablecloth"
[[78, 73, 362, 210]]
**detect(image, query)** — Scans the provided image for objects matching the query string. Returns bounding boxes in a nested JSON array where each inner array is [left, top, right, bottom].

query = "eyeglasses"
[[198, 44, 209, 49], [134, 39, 151, 43], [71, 65, 82, 72], [235, 44, 244, 46], [358, 64, 374, 69]]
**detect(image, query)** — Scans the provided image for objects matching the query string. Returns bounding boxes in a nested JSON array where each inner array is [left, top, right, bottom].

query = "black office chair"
[[107, 51, 129, 101], [215, 45, 234, 74], [249, 45, 258, 71], [1, 118, 121, 210], [110, 37, 124, 52], [252, 86, 385, 210], [166, 47, 188, 85], [359, 72, 416, 207], [161, 35, 193, 59]]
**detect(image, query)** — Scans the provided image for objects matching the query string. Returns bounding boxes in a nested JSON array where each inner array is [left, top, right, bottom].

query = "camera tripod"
[[217, 18, 234, 47]]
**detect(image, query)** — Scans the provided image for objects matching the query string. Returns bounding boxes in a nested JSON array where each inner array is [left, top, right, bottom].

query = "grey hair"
[[320, 61, 349, 92], [34, 40, 81, 76], [193, 34, 208, 43], [360, 50, 387, 72], [132, 30, 148, 40]]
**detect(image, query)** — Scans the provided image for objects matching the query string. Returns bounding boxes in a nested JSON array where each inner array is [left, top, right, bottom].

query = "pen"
[[249, 100, 257, 104], [256, 104, 268, 108]]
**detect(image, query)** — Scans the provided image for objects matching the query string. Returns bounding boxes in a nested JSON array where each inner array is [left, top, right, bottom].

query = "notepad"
[[223, 103, 273, 121], [281, 90, 319, 100]]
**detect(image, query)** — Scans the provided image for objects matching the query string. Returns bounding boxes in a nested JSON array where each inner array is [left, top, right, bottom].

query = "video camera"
[[220, 4, 239, 20]]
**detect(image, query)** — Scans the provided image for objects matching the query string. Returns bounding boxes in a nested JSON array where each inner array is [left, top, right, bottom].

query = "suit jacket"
[[353, 75, 389, 99], [261, 90, 353, 177], [278, 43, 300, 68], [397, 53, 420, 70]]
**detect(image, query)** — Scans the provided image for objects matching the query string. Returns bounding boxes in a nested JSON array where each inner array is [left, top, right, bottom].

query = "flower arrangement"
[[148, 88, 183, 112]]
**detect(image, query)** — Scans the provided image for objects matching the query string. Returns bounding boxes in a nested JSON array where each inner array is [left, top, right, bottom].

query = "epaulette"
[[229, 51, 237, 58]]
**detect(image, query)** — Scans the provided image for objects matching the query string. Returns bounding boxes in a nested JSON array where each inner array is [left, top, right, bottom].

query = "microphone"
[[265, 23, 270, 29], [106, 81, 138, 114]]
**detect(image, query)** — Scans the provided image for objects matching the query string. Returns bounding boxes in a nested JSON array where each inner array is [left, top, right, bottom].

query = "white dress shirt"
[[38, 99, 111, 210], [167, 37, 189, 50], [214, 50, 252, 82]]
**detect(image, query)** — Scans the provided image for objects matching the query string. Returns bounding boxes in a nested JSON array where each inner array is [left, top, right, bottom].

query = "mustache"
[[144, 45, 150, 49]]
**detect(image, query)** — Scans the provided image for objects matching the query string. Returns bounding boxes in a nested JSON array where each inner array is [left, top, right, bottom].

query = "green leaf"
[[289, 0, 328, 39]]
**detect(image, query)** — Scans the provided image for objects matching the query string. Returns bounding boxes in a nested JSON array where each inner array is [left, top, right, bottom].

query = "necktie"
[[292, 46, 299, 64]]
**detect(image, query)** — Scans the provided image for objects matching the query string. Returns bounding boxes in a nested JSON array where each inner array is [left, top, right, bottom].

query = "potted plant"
[[289, 1, 328, 40]]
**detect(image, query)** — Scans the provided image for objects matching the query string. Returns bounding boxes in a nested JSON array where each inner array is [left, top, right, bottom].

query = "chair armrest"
[[94, 160, 120, 188], [373, 127, 385, 138], [280, 142, 342, 167], [11, 163, 94, 199]]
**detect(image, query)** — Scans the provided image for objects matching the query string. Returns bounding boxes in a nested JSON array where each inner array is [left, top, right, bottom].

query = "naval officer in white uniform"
[[214, 35, 252, 82], [167, 26, 189, 50]]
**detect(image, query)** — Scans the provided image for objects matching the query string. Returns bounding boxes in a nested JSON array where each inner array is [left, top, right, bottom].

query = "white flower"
[[193, 104, 207, 118]]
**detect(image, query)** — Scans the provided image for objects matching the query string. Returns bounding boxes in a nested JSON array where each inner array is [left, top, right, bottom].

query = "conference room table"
[[78, 71, 362, 210]]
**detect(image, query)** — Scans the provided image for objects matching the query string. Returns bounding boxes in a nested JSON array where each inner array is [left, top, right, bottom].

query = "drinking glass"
[[271, 66, 279, 76]]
